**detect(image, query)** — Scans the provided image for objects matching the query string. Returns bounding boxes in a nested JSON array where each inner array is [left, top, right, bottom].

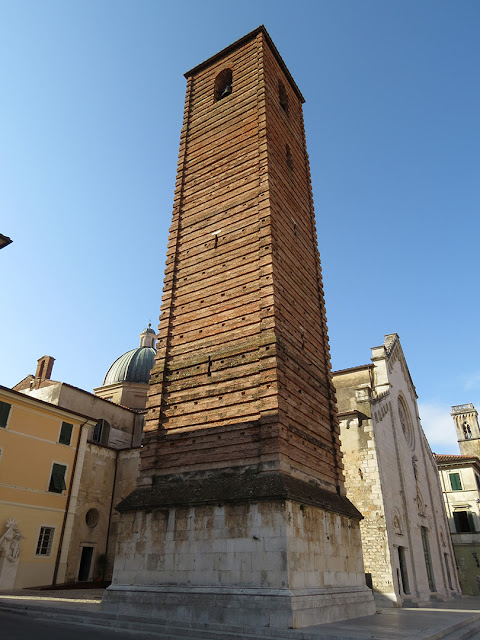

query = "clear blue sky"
[[1, 1, 479, 453]]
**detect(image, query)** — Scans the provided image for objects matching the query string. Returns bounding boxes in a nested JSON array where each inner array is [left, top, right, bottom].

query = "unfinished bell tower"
[[104, 26, 374, 628]]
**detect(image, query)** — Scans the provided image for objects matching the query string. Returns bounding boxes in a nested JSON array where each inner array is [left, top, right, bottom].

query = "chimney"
[[35, 356, 55, 387]]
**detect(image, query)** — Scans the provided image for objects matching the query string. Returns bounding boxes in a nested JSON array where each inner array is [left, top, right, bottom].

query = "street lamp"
[[0, 234, 12, 250]]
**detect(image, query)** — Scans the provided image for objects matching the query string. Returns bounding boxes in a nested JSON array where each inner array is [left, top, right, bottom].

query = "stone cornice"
[[117, 468, 363, 520]]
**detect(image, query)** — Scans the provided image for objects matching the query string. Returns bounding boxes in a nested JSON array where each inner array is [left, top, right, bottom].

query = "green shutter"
[[449, 472, 462, 491], [0, 401, 11, 428], [59, 422, 73, 445], [468, 511, 476, 533], [453, 512, 461, 532], [49, 463, 67, 493]]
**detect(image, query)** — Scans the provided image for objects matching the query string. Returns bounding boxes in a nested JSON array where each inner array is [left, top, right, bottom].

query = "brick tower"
[[104, 27, 374, 627]]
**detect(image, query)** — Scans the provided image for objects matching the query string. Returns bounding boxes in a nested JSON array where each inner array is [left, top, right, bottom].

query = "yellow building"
[[0, 385, 96, 589], [11, 343, 145, 587]]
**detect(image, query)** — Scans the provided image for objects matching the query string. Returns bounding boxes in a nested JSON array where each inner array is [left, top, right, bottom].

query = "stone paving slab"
[[302, 608, 480, 639]]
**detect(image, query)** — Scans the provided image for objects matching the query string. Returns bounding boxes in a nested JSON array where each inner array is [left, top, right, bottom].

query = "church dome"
[[103, 325, 157, 385]]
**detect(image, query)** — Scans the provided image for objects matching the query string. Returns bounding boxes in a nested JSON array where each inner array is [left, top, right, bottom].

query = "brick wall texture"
[[140, 29, 343, 495]]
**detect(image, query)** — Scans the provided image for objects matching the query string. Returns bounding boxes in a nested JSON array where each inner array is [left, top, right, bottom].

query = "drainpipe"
[[105, 411, 142, 571], [52, 419, 88, 586], [104, 448, 119, 563]]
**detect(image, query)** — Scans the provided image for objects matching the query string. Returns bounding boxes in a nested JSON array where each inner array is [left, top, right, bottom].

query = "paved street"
[[0, 611, 150, 640], [2, 589, 480, 640]]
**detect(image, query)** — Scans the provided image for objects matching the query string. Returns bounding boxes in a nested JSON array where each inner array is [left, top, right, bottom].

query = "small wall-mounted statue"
[[0, 517, 23, 562], [415, 487, 427, 517], [393, 512, 403, 536]]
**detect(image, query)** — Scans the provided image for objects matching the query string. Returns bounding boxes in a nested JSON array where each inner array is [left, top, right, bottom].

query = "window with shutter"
[[59, 422, 73, 445], [0, 401, 11, 428], [90, 419, 110, 445], [92, 421, 103, 443], [453, 510, 475, 533], [48, 463, 67, 493], [449, 472, 462, 491], [468, 511, 476, 532]]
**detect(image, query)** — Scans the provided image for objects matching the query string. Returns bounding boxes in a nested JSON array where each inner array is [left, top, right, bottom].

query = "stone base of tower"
[[103, 583, 373, 629], [103, 472, 375, 628]]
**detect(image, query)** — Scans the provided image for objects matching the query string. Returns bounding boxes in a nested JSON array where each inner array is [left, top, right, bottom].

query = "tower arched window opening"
[[214, 69, 232, 101]]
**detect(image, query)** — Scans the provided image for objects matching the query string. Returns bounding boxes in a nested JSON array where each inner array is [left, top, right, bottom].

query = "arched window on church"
[[214, 69, 232, 101]]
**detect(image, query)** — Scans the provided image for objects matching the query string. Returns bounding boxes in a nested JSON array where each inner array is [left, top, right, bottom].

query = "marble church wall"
[[334, 334, 461, 606]]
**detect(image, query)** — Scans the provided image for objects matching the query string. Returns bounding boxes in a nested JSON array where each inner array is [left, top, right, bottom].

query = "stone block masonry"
[[106, 499, 369, 628], [104, 26, 375, 627]]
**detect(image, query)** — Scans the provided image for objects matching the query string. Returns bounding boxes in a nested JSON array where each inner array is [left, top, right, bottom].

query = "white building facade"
[[333, 334, 461, 606], [435, 403, 480, 595]]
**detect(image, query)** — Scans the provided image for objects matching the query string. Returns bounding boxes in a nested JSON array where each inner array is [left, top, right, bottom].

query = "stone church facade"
[[333, 334, 461, 605]]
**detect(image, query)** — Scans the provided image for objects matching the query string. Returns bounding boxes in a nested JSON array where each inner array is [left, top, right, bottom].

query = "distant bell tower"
[[104, 26, 374, 628], [452, 403, 480, 456]]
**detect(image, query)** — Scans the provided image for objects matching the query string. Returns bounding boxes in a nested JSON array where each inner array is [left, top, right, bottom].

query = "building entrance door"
[[398, 546, 410, 594], [78, 546, 93, 581]]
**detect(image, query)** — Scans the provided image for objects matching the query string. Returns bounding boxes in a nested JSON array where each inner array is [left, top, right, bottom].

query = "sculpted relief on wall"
[[0, 517, 23, 589], [0, 517, 23, 561]]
